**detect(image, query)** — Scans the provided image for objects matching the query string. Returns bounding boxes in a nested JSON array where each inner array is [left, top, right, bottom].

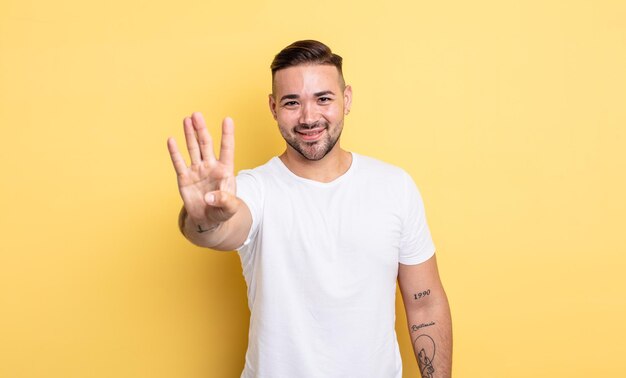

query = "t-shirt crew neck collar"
[[272, 152, 358, 187]]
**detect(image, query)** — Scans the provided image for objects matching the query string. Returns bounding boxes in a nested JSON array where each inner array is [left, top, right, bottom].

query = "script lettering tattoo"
[[414, 289, 431, 300], [413, 334, 436, 378], [411, 321, 435, 333]]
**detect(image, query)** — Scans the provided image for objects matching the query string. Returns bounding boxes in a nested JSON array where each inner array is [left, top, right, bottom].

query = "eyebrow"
[[314, 91, 336, 97], [280, 94, 300, 102], [279, 91, 337, 102]]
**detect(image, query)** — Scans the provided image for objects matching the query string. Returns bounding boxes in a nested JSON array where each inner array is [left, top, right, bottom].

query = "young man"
[[167, 40, 452, 378]]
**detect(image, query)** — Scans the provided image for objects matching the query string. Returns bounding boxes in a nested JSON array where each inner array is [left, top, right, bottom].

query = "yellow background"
[[1, 0, 625, 377]]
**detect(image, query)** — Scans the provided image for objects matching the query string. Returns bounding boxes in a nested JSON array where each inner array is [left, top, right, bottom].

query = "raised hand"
[[167, 112, 237, 232]]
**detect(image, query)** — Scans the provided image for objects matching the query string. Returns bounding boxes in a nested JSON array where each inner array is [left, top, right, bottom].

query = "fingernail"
[[206, 194, 215, 204]]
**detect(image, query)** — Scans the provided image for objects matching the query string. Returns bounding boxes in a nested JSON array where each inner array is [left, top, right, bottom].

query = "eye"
[[282, 101, 299, 108], [318, 97, 333, 104]]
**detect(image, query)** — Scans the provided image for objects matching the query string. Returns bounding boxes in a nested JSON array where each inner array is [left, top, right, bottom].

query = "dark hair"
[[271, 40, 344, 83]]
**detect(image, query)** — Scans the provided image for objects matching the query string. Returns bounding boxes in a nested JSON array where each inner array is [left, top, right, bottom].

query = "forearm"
[[406, 294, 452, 378], [178, 200, 251, 250], [179, 206, 225, 247]]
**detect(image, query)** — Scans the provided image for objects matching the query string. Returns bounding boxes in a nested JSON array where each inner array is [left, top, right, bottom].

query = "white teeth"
[[299, 129, 323, 135]]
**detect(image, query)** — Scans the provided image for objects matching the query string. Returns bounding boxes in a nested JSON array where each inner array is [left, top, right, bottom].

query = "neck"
[[279, 144, 352, 183]]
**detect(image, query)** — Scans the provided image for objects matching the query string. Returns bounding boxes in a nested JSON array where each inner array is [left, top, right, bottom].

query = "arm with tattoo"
[[398, 255, 453, 377]]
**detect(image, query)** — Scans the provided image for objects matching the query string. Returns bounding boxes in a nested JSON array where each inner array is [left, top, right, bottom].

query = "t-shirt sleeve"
[[235, 170, 263, 250], [399, 171, 436, 265]]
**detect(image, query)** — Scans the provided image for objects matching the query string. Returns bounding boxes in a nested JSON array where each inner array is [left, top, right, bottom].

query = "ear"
[[268, 93, 278, 120], [343, 85, 353, 115]]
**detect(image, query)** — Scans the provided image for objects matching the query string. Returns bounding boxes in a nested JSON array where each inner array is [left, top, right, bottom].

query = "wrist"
[[178, 207, 223, 236], [193, 222, 222, 234]]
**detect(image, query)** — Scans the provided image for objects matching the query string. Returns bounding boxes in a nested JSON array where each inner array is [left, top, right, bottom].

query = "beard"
[[280, 120, 343, 161]]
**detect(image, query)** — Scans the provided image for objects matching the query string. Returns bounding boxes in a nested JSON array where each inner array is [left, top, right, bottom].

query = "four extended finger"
[[167, 137, 188, 176], [219, 117, 235, 169], [191, 112, 216, 163], [183, 116, 202, 165]]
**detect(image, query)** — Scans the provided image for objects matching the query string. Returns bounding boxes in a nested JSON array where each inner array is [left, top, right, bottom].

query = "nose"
[[298, 103, 318, 125]]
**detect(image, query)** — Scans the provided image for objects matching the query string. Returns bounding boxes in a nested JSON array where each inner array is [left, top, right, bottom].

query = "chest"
[[260, 182, 403, 272]]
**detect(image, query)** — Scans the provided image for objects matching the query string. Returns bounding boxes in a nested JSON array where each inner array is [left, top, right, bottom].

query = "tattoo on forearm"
[[411, 321, 435, 333], [413, 334, 436, 378], [413, 289, 431, 300], [196, 223, 220, 234]]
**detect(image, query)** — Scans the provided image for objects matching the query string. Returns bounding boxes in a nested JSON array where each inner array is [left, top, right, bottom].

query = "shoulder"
[[236, 157, 282, 183], [352, 153, 412, 183], [350, 154, 423, 205], [237, 157, 278, 176]]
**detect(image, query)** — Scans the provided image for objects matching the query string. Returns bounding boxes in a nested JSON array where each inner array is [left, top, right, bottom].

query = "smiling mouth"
[[296, 127, 326, 141]]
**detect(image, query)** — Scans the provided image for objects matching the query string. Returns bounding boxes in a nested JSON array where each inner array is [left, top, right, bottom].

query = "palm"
[[177, 159, 235, 222], [167, 113, 236, 224]]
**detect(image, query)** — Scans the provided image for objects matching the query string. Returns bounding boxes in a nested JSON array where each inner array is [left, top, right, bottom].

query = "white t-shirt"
[[236, 153, 435, 378]]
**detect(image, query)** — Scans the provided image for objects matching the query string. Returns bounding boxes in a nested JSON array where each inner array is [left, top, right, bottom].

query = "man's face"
[[269, 64, 352, 161]]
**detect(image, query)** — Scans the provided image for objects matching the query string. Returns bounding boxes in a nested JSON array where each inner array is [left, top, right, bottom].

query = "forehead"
[[272, 64, 342, 95]]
